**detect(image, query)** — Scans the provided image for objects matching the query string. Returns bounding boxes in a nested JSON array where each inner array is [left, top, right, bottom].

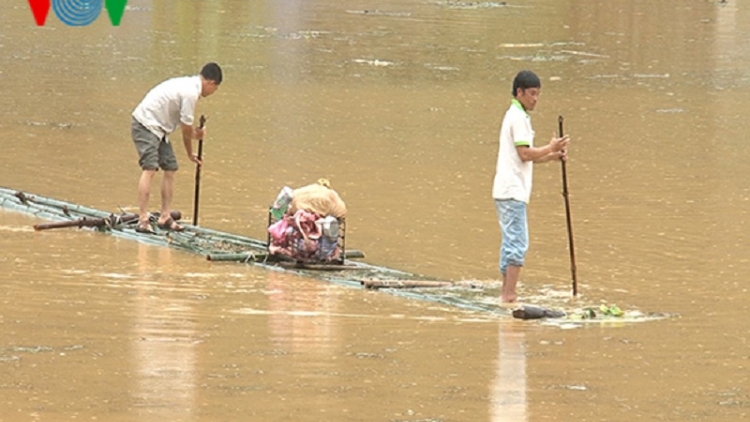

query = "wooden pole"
[[558, 115, 578, 297], [192, 115, 207, 226], [34, 216, 115, 231]]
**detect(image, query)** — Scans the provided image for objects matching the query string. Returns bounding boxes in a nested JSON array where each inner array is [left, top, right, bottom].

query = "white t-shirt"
[[132, 75, 201, 138], [492, 99, 535, 203]]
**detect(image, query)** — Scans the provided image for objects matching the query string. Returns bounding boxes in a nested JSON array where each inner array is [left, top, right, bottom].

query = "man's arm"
[[516, 134, 570, 163], [182, 123, 201, 165], [534, 149, 568, 163]]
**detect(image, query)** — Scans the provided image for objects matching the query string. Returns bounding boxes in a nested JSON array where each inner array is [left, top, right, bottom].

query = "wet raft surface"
[[1, 187, 668, 325]]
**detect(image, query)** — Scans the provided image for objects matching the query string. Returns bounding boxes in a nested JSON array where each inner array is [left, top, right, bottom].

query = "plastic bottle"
[[271, 187, 293, 220]]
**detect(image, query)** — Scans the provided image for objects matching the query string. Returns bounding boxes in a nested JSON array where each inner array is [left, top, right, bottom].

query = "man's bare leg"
[[138, 169, 157, 226], [158, 170, 176, 225], [502, 265, 521, 303]]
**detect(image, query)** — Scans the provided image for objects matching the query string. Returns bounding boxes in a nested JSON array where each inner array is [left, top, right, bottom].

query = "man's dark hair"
[[512, 70, 540, 97], [201, 62, 223, 84]]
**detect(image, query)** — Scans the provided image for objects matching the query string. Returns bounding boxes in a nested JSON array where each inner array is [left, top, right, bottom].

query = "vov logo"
[[28, 0, 128, 27]]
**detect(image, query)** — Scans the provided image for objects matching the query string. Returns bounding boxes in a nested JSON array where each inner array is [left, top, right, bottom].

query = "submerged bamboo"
[[361, 280, 455, 290], [277, 261, 361, 271], [207, 252, 266, 262], [207, 249, 364, 264]]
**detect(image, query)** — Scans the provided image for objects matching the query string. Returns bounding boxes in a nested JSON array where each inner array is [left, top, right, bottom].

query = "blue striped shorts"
[[494, 199, 529, 275]]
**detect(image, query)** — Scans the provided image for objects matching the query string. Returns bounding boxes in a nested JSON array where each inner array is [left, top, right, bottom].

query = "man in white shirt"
[[492, 70, 570, 303], [131, 62, 222, 233]]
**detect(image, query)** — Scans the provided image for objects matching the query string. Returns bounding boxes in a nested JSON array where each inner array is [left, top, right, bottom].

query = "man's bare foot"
[[501, 294, 517, 304]]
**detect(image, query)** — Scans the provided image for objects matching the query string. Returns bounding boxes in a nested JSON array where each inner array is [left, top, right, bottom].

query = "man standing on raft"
[[492, 70, 570, 303], [130, 62, 222, 233]]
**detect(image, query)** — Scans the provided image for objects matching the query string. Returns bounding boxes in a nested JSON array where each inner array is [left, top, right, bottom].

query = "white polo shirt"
[[492, 99, 535, 203], [132, 75, 201, 138]]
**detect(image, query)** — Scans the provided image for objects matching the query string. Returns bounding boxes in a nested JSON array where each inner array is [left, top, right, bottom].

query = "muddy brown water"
[[1, 1, 749, 421]]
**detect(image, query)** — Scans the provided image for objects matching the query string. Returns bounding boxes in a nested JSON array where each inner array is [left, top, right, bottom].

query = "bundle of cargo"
[[267, 178, 347, 263]]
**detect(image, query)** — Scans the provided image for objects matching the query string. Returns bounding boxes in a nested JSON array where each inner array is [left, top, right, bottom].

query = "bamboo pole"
[[33, 216, 118, 231], [192, 115, 207, 226], [33, 210, 182, 231], [559, 116, 578, 297]]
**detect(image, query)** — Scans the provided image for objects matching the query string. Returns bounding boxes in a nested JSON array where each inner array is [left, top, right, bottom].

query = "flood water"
[[1, 0, 750, 420]]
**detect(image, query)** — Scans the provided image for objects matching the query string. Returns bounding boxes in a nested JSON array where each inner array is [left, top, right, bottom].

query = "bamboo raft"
[[0, 187, 671, 324], [0, 186, 505, 313]]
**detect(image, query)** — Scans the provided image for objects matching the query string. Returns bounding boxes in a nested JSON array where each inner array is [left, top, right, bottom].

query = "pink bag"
[[268, 218, 291, 245]]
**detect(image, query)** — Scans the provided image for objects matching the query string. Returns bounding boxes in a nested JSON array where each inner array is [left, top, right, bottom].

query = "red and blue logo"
[[28, 0, 128, 27]]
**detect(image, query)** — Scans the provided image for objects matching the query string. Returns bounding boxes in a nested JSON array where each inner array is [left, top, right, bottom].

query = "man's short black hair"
[[201, 62, 223, 85], [512, 70, 540, 97]]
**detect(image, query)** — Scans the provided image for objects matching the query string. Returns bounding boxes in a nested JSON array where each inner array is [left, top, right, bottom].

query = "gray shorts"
[[131, 117, 179, 171]]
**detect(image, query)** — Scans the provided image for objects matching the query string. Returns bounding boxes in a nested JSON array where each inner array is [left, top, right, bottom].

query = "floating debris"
[[425, 64, 459, 71], [235, 26, 329, 40], [565, 304, 625, 319], [345, 10, 412, 17], [438, 1, 509, 9], [633, 73, 670, 78], [391, 418, 445, 422], [496, 54, 570, 62], [11, 346, 54, 354], [598, 304, 624, 317], [353, 352, 385, 359], [24, 121, 75, 129], [284, 30, 329, 40], [589, 74, 620, 79], [559, 49, 610, 59], [352, 58, 395, 67], [541, 310, 672, 329], [498, 43, 544, 48]]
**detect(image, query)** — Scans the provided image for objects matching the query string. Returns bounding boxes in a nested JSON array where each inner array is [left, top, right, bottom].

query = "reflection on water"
[[491, 322, 527, 422], [131, 244, 197, 418], [267, 271, 340, 355]]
